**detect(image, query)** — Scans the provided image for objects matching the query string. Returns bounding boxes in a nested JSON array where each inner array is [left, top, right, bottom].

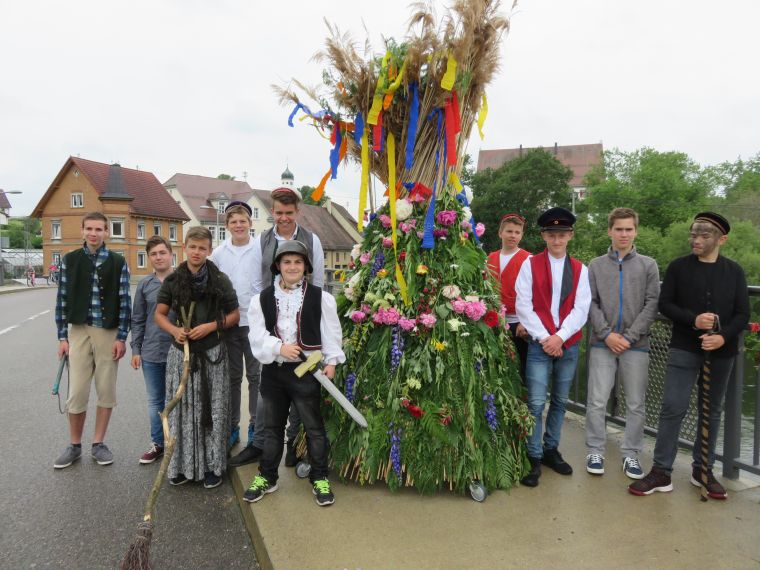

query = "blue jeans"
[[142, 360, 167, 447], [525, 342, 580, 458]]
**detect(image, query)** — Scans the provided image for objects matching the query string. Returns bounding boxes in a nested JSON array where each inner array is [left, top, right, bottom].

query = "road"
[[0, 288, 257, 569]]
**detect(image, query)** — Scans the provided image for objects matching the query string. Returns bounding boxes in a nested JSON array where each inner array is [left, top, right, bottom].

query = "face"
[[81, 219, 108, 249], [272, 200, 298, 236], [541, 229, 573, 256], [608, 217, 637, 252], [277, 253, 306, 284], [689, 222, 726, 258], [226, 212, 252, 241], [147, 244, 172, 271], [498, 221, 524, 251], [183, 238, 211, 269]]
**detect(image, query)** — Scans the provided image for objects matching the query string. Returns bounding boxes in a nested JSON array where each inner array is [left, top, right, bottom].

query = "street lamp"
[[200, 204, 222, 247], [0, 190, 23, 287]]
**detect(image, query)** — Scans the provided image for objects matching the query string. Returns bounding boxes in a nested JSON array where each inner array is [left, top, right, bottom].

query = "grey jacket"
[[588, 246, 660, 350]]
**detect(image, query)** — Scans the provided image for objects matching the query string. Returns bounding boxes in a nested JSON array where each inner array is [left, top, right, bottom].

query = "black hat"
[[271, 240, 313, 275], [537, 207, 576, 231], [224, 200, 253, 217], [694, 212, 730, 235]]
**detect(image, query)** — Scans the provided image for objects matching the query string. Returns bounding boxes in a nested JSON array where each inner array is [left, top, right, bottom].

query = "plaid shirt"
[[55, 244, 132, 342]]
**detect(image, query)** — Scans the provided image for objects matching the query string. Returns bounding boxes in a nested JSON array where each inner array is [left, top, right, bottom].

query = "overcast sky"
[[2, 0, 758, 217]]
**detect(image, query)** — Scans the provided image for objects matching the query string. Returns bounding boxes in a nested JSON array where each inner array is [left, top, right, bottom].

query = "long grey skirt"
[[166, 343, 230, 480]]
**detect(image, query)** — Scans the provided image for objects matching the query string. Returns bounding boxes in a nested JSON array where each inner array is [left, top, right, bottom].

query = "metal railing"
[[568, 285, 760, 480]]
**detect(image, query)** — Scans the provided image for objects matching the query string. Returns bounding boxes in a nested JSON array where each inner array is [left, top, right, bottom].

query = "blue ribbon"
[[330, 126, 342, 179], [456, 190, 480, 245], [421, 109, 444, 250], [354, 113, 364, 144], [405, 82, 420, 171], [287, 103, 329, 127]]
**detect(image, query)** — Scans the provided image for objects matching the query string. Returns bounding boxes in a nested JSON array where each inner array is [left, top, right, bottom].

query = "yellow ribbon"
[[382, 60, 407, 110], [448, 172, 463, 193], [357, 130, 370, 232], [440, 52, 457, 91], [477, 92, 488, 140], [368, 51, 391, 125], [387, 133, 410, 306]]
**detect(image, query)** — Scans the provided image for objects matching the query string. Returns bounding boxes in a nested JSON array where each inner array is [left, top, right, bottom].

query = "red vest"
[[530, 250, 583, 348], [487, 249, 530, 315]]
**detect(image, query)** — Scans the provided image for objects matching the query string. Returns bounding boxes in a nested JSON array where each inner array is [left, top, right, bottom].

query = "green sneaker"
[[312, 478, 335, 507], [243, 475, 278, 503]]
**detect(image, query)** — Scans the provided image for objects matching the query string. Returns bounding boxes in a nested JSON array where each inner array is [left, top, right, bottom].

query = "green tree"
[[470, 148, 573, 253], [710, 153, 760, 226], [216, 173, 236, 180], [299, 185, 328, 206], [3, 217, 42, 249]]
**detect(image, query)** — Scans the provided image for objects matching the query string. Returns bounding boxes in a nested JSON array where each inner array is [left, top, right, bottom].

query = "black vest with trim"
[[64, 247, 125, 329], [260, 280, 322, 350]]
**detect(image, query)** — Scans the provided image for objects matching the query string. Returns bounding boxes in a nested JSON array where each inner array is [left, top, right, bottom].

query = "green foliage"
[[216, 173, 235, 180], [470, 148, 573, 253], [299, 185, 328, 206], [2, 217, 42, 249]]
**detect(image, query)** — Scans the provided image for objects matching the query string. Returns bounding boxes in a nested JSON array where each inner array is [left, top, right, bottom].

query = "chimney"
[[324, 196, 333, 214], [519, 144, 523, 157], [554, 142, 558, 155]]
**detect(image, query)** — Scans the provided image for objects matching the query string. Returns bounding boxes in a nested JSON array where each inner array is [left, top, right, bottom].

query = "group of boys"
[[489, 206, 749, 498]]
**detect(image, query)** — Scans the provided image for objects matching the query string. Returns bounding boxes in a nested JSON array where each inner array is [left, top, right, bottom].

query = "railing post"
[[722, 332, 745, 480]]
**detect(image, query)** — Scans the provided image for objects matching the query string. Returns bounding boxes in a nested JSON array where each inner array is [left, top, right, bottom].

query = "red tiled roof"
[[163, 174, 255, 222], [477, 143, 604, 188]]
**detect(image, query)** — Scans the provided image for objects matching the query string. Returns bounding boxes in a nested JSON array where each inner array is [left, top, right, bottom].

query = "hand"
[[173, 327, 188, 344], [515, 323, 529, 340], [112, 340, 126, 361], [695, 313, 717, 331], [540, 335, 564, 357], [188, 322, 216, 340], [323, 364, 336, 379], [58, 340, 69, 359], [604, 332, 631, 354], [700, 333, 725, 351], [279, 343, 301, 360], [131, 355, 141, 370]]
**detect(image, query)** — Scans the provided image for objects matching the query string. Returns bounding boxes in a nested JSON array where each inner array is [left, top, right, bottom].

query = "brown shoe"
[[139, 442, 164, 465], [690, 466, 727, 500], [628, 466, 673, 496]]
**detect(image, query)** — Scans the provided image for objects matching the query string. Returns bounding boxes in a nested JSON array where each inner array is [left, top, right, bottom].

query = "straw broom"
[[119, 303, 195, 570]]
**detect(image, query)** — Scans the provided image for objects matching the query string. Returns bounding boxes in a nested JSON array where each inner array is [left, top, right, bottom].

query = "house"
[[0, 191, 11, 226], [32, 157, 190, 279], [477, 143, 604, 202]]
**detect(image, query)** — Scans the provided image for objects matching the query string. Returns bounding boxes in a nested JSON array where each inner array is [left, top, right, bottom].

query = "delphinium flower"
[[474, 360, 482, 374], [370, 251, 385, 277], [390, 326, 405, 372], [345, 372, 357, 402], [388, 424, 403, 478], [483, 393, 498, 431]]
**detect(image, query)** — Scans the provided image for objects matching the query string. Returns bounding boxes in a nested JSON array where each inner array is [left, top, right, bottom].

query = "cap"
[[499, 213, 526, 225], [694, 211, 730, 235], [271, 240, 313, 275], [537, 207, 576, 231], [224, 200, 252, 216]]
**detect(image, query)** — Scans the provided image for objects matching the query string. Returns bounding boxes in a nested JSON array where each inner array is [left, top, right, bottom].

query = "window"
[[217, 201, 227, 213], [253, 207, 259, 220], [209, 226, 216, 241], [110, 219, 124, 238], [51, 220, 61, 240], [137, 251, 146, 268], [249, 228, 256, 238], [71, 193, 84, 208], [137, 222, 145, 240], [169, 224, 177, 241], [153, 223, 161, 236], [171, 253, 177, 267], [218, 226, 226, 241], [52, 252, 61, 265]]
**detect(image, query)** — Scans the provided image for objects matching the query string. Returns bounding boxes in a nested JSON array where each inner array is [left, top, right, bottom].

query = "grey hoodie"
[[588, 246, 660, 350]]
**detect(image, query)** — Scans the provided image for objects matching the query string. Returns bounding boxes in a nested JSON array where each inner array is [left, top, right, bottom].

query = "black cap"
[[538, 207, 576, 231], [694, 211, 730, 235], [271, 240, 313, 275], [224, 200, 253, 216]]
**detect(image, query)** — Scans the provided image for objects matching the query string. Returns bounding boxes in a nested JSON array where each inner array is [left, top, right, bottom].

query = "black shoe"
[[285, 439, 301, 467], [229, 444, 263, 468], [542, 447, 573, 475], [169, 474, 189, 486], [203, 471, 222, 489], [521, 457, 542, 487]]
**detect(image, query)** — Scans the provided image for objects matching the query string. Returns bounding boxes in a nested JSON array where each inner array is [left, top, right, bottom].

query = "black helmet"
[[271, 240, 313, 275]]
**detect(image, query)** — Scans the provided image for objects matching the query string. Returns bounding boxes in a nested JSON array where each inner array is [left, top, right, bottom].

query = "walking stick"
[[698, 313, 720, 502], [120, 302, 195, 570]]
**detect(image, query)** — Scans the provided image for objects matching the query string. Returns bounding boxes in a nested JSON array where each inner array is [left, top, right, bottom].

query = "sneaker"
[[54, 444, 82, 469], [229, 426, 240, 448], [139, 442, 164, 465], [229, 444, 263, 468], [243, 475, 278, 503], [623, 457, 644, 480], [169, 474, 189, 486], [586, 453, 605, 475], [313, 479, 335, 507], [204, 471, 223, 489], [285, 439, 301, 467], [628, 466, 673, 496], [690, 466, 727, 500], [91, 443, 114, 466], [542, 448, 573, 475], [520, 457, 542, 487]]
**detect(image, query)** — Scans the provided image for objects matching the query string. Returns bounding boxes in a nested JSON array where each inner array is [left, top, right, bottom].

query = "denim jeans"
[[226, 325, 260, 432], [653, 348, 734, 473], [142, 360, 167, 447], [525, 342, 580, 458], [258, 363, 329, 483]]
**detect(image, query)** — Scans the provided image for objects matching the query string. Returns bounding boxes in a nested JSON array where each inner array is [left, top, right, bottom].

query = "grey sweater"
[[588, 246, 660, 350]]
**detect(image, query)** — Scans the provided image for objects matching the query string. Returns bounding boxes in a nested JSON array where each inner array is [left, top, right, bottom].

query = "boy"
[[243, 240, 345, 507], [130, 235, 175, 464]]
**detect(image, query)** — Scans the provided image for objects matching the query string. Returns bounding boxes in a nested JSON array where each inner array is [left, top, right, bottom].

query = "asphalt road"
[[0, 288, 257, 569]]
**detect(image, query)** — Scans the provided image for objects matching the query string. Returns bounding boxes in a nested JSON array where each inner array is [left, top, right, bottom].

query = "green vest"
[[64, 248, 125, 329]]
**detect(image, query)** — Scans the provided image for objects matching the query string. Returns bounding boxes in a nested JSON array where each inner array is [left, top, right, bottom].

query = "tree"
[[299, 185, 328, 206], [216, 173, 236, 181], [470, 148, 573, 253], [3, 217, 42, 249]]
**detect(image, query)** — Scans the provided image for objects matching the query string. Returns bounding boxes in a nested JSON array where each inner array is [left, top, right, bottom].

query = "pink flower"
[[382, 237, 393, 248], [451, 298, 467, 314], [379, 214, 392, 229], [398, 318, 416, 332], [350, 311, 367, 323], [441, 285, 461, 299], [381, 307, 401, 325], [464, 300, 487, 321], [436, 210, 458, 227], [399, 222, 411, 233], [407, 219, 417, 228], [460, 220, 472, 232], [359, 252, 371, 265], [361, 304, 371, 313], [416, 231, 425, 239], [418, 313, 437, 329], [433, 228, 449, 239], [475, 223, 486, 237], [372, 312, 383, 325]]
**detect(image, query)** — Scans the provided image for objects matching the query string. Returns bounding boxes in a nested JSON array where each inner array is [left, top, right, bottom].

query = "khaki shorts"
[[66, 324, 119, 414]]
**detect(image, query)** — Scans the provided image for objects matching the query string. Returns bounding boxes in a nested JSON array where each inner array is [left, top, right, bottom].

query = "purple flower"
[[345, 372, 357, 402], [390, 326, 405, 372], [436, 210, 458, 227], [388, 423, 403, 478], [370, 251, 385, 277], [483, 393, 498, 431], [475, 360, 482, 374]]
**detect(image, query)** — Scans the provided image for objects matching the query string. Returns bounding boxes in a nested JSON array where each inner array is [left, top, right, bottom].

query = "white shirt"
[[250, 224, 325, 295], [515, 254, 591, 342], [209, 237, 257, 327], [247, 277, 345, 366]]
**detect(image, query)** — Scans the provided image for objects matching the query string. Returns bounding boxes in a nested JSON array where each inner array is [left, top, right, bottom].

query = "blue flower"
[[483, 392, 498, 431], [345, 372, 357, 402]]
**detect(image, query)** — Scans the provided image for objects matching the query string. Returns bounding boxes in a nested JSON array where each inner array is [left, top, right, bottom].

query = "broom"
[[120, 302, 195, 570]]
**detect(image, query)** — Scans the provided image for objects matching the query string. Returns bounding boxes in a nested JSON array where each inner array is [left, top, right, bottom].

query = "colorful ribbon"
[[405, 82, 420, 171], [440, 52, 457, 91], [386, 133, 409, 305], [455, 188, 479, 245], [354, 112, 364, 144], [330, 125, 342, 179], [422, 109, 444, 250], [357, 130, 370, 232], [367, 51, 391, 125], [477, 92, 488, 140]]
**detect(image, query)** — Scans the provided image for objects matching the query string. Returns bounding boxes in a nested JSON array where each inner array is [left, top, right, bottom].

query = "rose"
[[451, 298, 467, 314], [379, 214, 392, 229], [395, 198, 413, 221], [465, 300, 487, 321], [382, 237, 393, 248], [350, 243, 362, 260], [418, 313, 437, 329], [441, 285, 461, 299], [475, 223, 486, 237], [359, 252, 371, 265], [407, 404, 424, 418], [350, 310, 367, 323], [436, 210, 458, 227], [483, 310, 499, 328], [398, 317, 416, 332]]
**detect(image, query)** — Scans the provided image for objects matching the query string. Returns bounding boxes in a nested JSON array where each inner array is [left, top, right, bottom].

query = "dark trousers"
[[226, 325, 260, 431], [508, 322, 529, 384], [258, 362, 329, 483]]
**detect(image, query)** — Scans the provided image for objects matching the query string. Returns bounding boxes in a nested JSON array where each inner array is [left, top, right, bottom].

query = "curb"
[[231, 464, 273, 570], [0, 285, 57, 295]]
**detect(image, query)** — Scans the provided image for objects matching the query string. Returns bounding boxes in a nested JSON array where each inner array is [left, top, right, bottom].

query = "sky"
[[2, 0, 759, 217]]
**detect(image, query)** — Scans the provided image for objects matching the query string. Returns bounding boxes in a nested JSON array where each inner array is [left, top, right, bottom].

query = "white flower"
[[350, 243, 362, 260], [441, 285, 461, 299], [344, 286, 355, 301], [395, 198, 413, 221], [462, 206, 472, 221], [465, 295, 480, 303], [447, 318, 465, 332], [348, 272, 362, 287]]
